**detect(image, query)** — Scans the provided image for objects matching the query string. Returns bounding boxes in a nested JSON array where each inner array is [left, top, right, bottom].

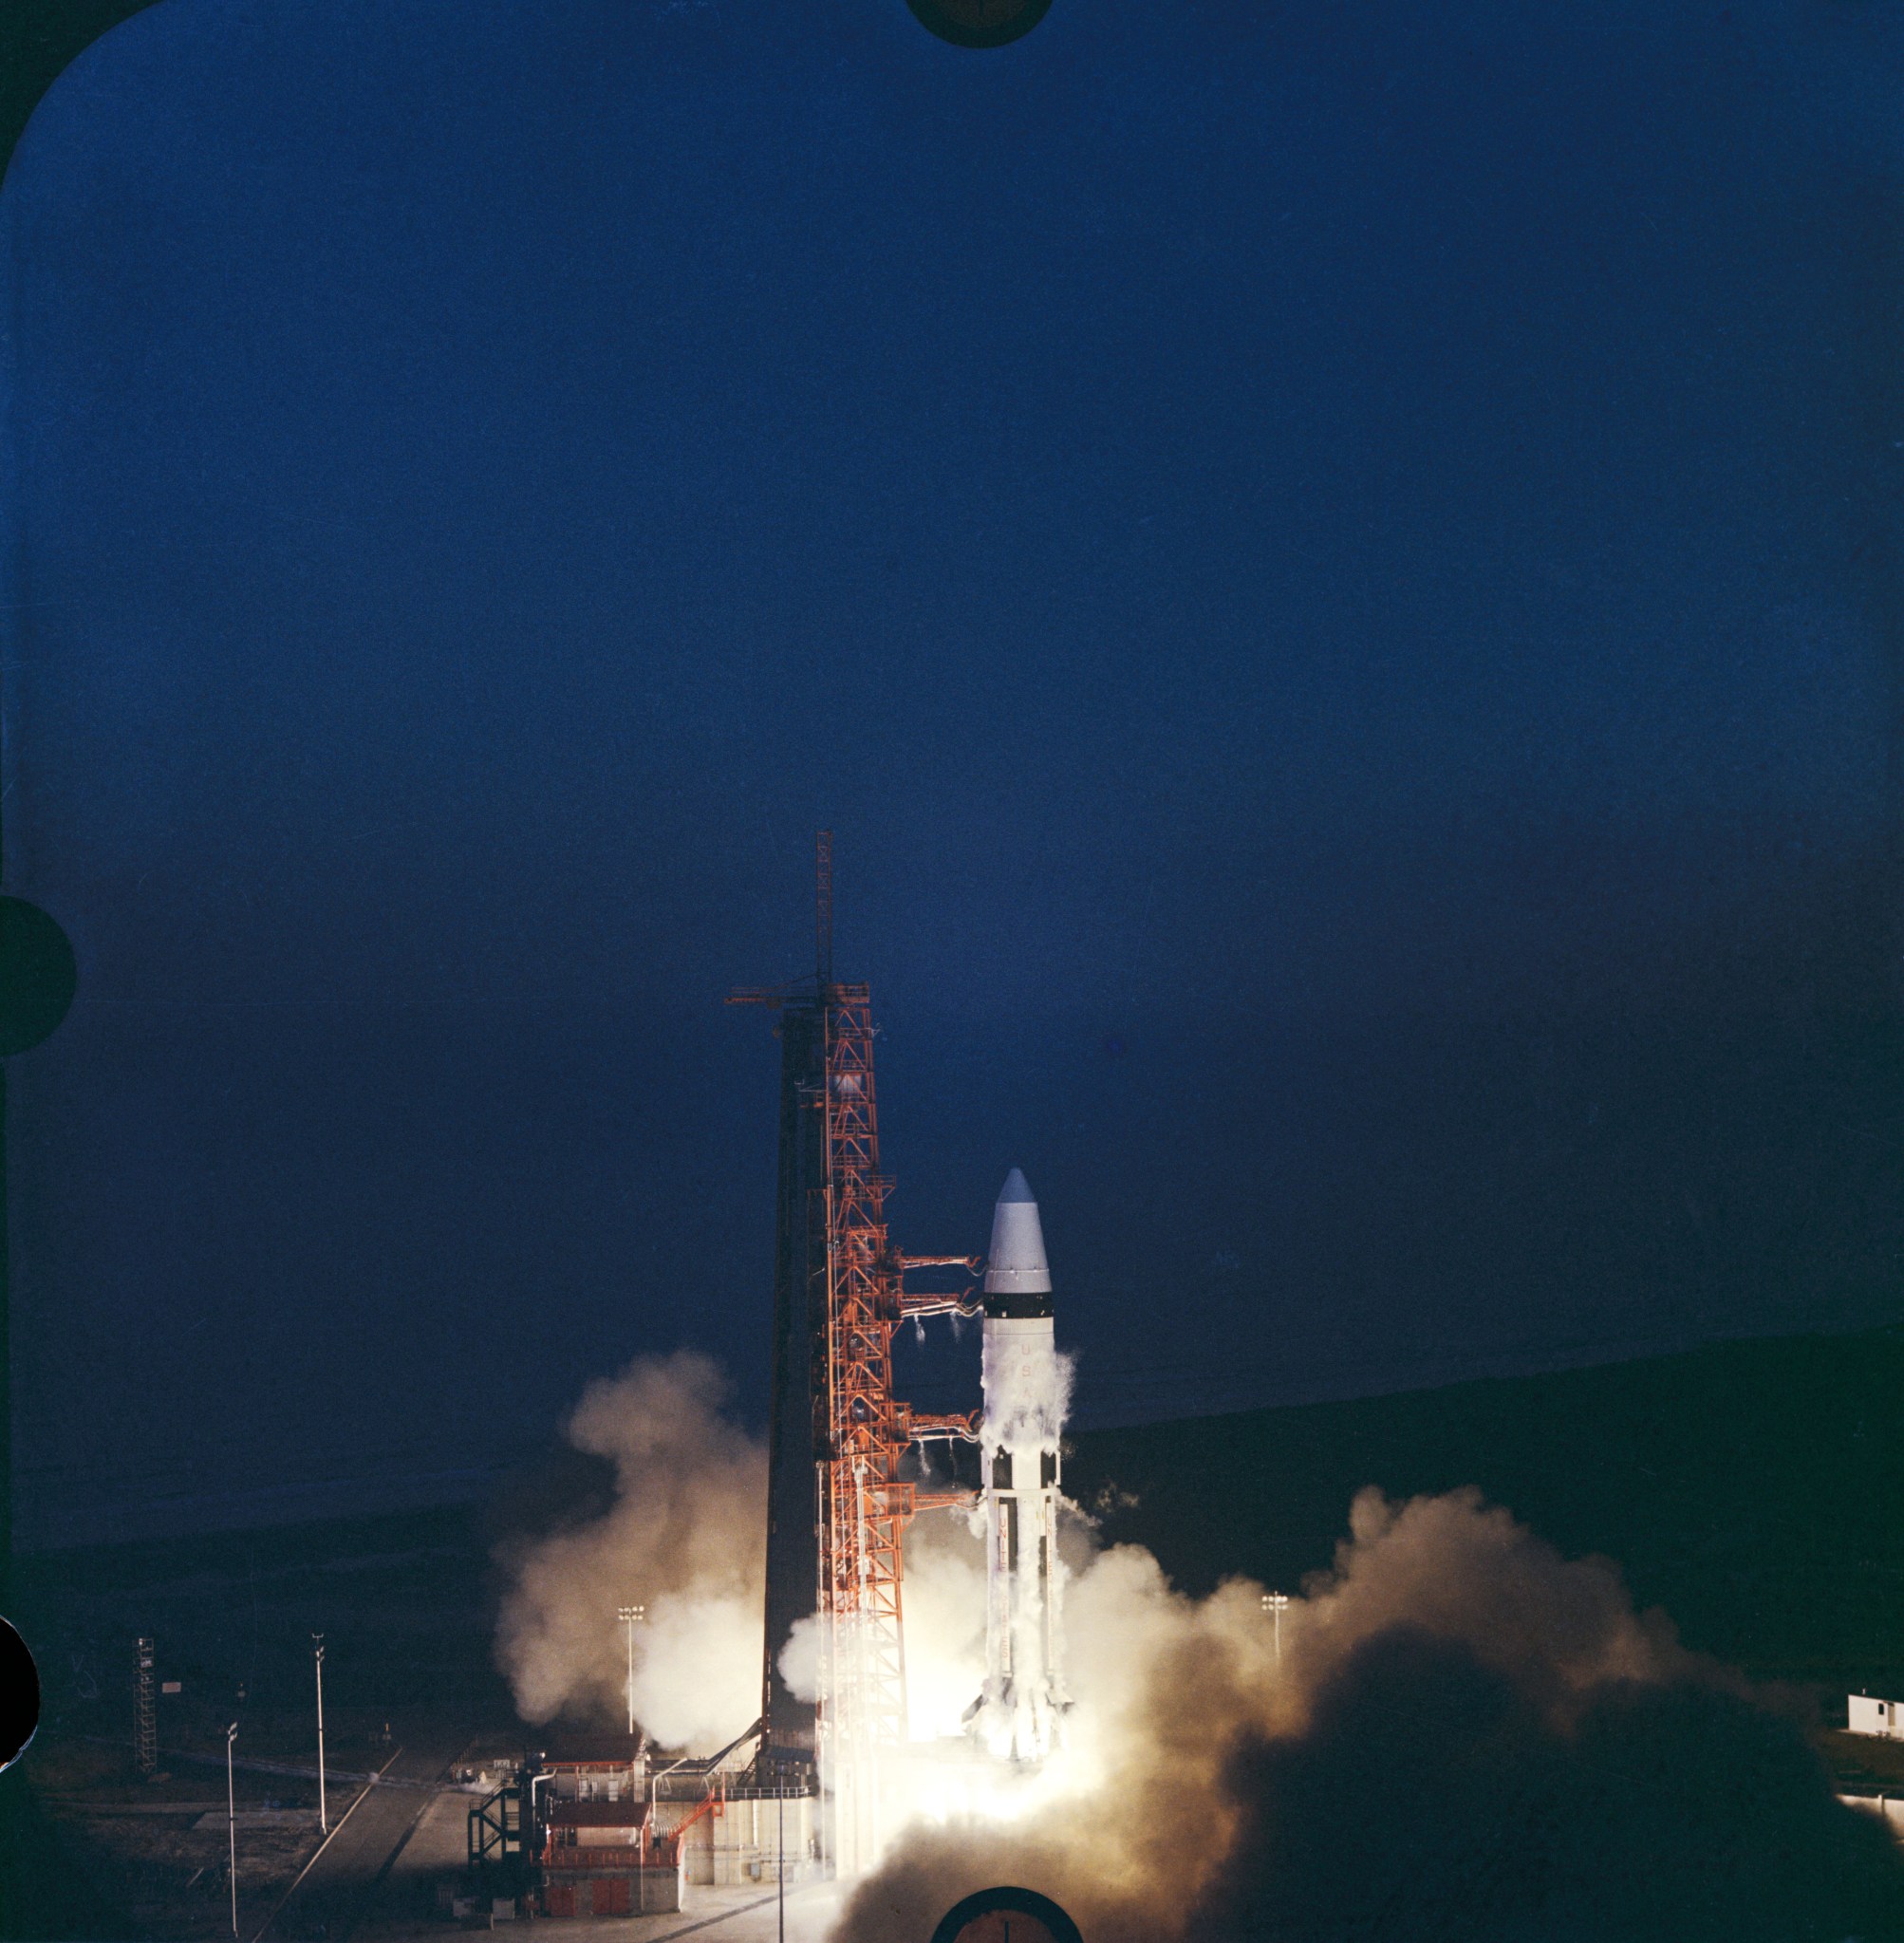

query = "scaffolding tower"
[[731, 835, 980, 1876], [814, 979, 907, 1870]]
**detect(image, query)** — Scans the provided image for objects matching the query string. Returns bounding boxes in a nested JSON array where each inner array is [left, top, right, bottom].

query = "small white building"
[[1848, 1694, 1904, 1739]]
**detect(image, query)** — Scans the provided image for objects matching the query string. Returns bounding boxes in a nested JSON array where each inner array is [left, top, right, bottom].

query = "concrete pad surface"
[[352, 1877, 849, 1943]]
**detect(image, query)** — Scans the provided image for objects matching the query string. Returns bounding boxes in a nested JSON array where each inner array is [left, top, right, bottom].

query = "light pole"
[[776, 1777, 785, 1943], [1261, 1591, 1290, 1663], [617, 1604, 645, 1738], [312, 1635, 327, 1833], [226, 1720, 239, 1936]]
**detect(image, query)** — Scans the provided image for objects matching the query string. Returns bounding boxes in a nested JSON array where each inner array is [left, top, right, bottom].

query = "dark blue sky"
[[6, 0, 1903, 1541]]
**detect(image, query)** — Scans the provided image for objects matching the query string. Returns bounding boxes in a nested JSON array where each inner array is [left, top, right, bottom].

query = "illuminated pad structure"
[[971, 1169, 1071, 1763]]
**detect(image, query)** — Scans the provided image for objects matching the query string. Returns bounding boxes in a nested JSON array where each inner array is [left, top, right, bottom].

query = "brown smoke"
[[493, 1351, 766, 1751], [837, 1486, 1904, 1943]]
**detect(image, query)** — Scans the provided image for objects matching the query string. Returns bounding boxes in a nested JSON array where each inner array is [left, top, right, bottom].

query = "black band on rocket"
[[982, 1291, 1055, 1319]]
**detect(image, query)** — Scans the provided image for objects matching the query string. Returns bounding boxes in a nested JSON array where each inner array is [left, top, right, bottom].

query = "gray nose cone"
[[986, 1168, 1052, 1295]]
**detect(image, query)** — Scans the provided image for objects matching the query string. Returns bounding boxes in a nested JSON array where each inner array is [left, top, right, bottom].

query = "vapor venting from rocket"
[[493, 1351, 766, 1752], [837, 1486, 1904, 1943]]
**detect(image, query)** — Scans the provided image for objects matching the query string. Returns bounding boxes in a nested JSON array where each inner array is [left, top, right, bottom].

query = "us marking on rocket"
[[971, 1168, 1071, 1765]]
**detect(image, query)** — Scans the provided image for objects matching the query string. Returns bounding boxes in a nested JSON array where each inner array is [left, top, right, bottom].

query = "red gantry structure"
[[730, 834, 978, 1873]]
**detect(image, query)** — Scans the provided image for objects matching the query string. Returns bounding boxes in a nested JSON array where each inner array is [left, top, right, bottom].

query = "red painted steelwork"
[[818, 982, 911, 1750]]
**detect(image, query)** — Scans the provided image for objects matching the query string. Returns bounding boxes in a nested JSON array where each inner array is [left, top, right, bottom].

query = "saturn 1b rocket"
[[972, 1168, 1070, 1764]]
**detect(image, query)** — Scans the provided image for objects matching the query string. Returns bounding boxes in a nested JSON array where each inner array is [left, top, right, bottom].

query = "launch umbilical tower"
[[731, 834, 977, 1873]]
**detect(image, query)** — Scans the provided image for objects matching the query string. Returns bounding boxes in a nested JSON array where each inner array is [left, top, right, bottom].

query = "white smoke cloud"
[[777, 1511, 990, 1737], [898, 1512, 989, 1741], [772, 1501, 1094, 1849], [493, 1351, 766, 1753], [779, 1613, 822, 1706]]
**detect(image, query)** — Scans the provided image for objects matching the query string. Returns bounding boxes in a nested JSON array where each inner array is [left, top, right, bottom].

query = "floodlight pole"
[[313, 1635, 327, 1833], [777, 1780, 785, 1943], [617, 1604, 645, 1737], [1261, 1591, 1290, 1662], [226, 1721, 239, 1935]]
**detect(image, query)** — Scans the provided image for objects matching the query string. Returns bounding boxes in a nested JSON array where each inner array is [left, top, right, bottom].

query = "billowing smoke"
[[493, 1352, 765, 1752], [495, 1353, 1904, 1937], [775, 1504, 993, 1741], [838, 1486, 1904, 1943], [895, 1513, 990, 1741]]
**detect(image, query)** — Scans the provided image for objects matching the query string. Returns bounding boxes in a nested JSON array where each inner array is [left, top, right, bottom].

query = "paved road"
[[352, 1875, 845, 1943], [258, 1737, 470, 1941]]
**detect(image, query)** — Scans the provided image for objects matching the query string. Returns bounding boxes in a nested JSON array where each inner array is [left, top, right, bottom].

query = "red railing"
[[669, 1792, 724, 1840]]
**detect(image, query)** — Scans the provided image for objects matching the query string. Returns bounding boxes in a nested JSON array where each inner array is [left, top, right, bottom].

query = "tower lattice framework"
[[734, 833, 981, 1872], [816, 985, 910, 1794]]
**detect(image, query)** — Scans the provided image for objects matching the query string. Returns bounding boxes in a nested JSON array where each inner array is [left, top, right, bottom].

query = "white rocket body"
[[973, 1168, 1069, 1764]]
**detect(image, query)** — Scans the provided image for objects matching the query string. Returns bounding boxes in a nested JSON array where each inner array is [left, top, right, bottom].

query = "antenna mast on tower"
[[815, 830, 833, 992]]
